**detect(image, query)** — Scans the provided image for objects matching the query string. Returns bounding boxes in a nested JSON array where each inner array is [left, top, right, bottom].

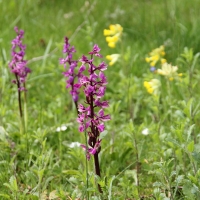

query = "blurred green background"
[[1, 0, 200, 198], [1, 0, 200, 127]]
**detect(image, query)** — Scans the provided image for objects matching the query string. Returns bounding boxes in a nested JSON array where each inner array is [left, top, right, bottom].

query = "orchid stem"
[[84, 124, 89, 199], [15, 74, 24, 135], [94, 153, 102, 193]]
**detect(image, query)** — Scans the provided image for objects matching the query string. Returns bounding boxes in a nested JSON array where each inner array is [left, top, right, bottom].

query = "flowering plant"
[[144, 79, 161, 95], [103, 24, 123, 48], [8, 27, 31, 91], [60, 37, 80, 112], [157, 62, 182, 81], [8, 27, 31, 134], [106, 54, 120, 66], [77, 45, 110, 162], [61, 39, 110, 189], [145, 45, 166, 72]]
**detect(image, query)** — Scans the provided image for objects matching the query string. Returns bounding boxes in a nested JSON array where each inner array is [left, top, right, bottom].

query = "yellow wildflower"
[[161, 58, 167, 64], [157, 62, 181, 80], [145, 57, 150, 62], [178, 73, 183, 77], [145, 45, 166, 67], [161, 51, 165, 56], [150, 60, 157, 67], [106, 54, 120, 66], [103, 24, 123, 48], [144, 79, 161, 95], [104, 24, 123, 36]]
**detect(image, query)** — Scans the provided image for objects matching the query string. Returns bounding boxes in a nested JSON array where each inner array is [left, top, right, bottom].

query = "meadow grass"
[[1, 0, 200, 199]]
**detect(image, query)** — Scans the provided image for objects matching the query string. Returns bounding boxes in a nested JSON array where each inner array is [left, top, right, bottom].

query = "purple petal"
[[97, 124, 105, 132], [98, 62, 107, 71], [101, 114, 111, 121], [79, 125, 85, 132], [98, 109, 104, 117], [88, 148, 97, 155]]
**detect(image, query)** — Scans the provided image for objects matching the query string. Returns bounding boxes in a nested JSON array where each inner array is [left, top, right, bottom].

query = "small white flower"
[[61, 125, 67, 131], [56, 125, 67, 132], [68, 142, 81, 148], [142, 128, 149, 135], [56, 127, 61, 132]]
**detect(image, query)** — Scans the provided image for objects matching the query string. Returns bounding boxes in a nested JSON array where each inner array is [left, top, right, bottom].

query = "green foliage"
[[1, 0, 200, 199]]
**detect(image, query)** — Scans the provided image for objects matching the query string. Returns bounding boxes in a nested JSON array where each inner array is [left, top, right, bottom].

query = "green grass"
[[1, 0, 200, 199]]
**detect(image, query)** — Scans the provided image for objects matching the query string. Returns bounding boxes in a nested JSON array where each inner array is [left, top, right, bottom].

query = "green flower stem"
[[84, 124, 89, 200], [132, 129, 140, 198], [15, 74, 25, 135], [94, 153, 102, 193], [23, 82, 28, 132], [23, 82, 29, 156], [166, 78, 172, 121]]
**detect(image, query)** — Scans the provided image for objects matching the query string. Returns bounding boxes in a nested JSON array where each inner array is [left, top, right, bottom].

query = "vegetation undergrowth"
[[1, 0, 200, 199]]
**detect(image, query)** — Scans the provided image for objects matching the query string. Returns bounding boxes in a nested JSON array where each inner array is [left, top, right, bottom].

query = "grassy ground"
[[1, 0, 200, 199]]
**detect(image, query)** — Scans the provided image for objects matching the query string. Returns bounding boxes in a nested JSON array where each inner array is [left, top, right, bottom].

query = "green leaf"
[[62, 170, 82, 177], [166, 138, 182, 149], [3, 183, 12, 192], [0, 194, 10, 199], [187, 141, 194, 152], [3, 175, 18, 192], [128, 119, 134, 131], [191, 52, 200, 71], [153, 181, 162, 187], [175, 175, 184, 184], [43, 176, 54, 191], [192, 152, 200, 164], [187, 124, 195, 142], [181, 47, 193, 63], [184, 98, 193, 118], [183, 180, 200, 198], [86, 187, 95, 192], [108, 176, 115, 200], [99, 130, 108, 140], [38, 169, 45, 182], [9, 175, 18, 192], [0, 126, 8, 142]]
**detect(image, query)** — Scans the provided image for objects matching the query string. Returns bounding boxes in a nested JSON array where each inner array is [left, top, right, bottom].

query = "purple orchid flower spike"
[[60, 41, 110, 193], [8, 27, 31, 91], [60, 37, 85, 113], [8, 27, 31, 133], [76, 44, 110, 185], [61, 41, 111, 156]]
